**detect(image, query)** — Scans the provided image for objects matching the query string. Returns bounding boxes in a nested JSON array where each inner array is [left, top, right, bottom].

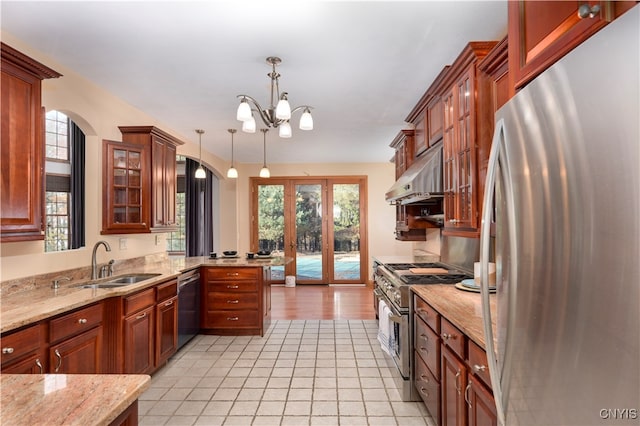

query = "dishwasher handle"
[[178, 271, 200, 292]]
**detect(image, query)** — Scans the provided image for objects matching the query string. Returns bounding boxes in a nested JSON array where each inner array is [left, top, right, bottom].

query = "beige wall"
[[0, 33, 416, 282]]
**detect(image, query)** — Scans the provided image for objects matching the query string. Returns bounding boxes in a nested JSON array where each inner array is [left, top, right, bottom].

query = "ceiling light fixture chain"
[[236, 56, 314, 138]]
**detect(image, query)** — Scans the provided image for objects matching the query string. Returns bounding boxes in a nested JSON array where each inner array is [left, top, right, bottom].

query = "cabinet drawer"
[[1, 324, 43, 365], [156, 279, 177, 302], [205, 310, 260, 328], [209, 292, 259, 310], [415, 315, 440, 380], [414, 295, 440, 333], [441, 317, 465, 359], [415, 350, 441, 422], [50, 303, 103, 344], [124, 288, 155, 316], [468, 340, 491, 389], [206, 267, 260, 281], [208, 280, 258, 293]]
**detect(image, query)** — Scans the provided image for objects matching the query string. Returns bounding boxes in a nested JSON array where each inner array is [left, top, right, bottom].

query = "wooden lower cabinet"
[[50, 326, 103, 374], [413, 294, 497, 426], [155, 294, 178, 367], [202, 266, 270, 336], [442, 346, 468, 426], [1, 323, 46, 373], [466, 374, 497, 426], [124, 304, 155, 374]]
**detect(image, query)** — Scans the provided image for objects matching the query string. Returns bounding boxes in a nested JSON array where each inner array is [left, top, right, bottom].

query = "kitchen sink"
[[77, 273, 162, 289]]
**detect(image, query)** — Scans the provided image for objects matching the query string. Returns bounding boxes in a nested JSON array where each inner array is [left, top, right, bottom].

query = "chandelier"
[[236, 56, 313, 138]]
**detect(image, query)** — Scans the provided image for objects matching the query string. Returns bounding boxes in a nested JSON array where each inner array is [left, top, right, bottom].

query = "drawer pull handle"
[[420, 333, 429, 342], [2, 347, 14, 354], [442, 333, 457, 341], [227, 285, 239, 289], [455, 370, 462, 394], [227, 300, 239, 304], [136, 312, 147, 320], [54, 349, 62, 372], [227, 317, 239, 321], [78, 318, 87, 324], [420, 374, 430, 383], [35, 358, 43, 374], [227, 273, 239, 276], [164, 300, 174, 307], [419, 387, 429, 397], [465, 382, 472, 406], [473, 364, 487, 372], [419, 346, 429, 353]]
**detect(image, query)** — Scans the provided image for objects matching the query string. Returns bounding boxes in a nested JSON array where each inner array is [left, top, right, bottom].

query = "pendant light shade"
[[259, 128, 270, 178], [299, 108, 314, 130], [226, 129, 238, 179], [195, 129, 206, 179], [275, 95, 291, 120], [242, 115, 256, 133], [279, 121, 292, 138], [236, 97, 252, 121]]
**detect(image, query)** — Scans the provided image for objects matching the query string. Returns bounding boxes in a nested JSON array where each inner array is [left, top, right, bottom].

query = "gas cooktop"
[[383, 262, 472, 285]]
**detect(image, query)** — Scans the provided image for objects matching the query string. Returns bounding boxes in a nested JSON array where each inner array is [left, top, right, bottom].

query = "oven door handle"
[[373, 288, 384, 298], [388, 314, 402, 324]]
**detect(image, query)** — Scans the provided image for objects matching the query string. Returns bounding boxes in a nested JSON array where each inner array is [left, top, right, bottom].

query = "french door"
[[250, 176, 367, 285]]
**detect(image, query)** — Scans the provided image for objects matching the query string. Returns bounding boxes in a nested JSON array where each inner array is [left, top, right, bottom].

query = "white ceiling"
[[1, 1, 507, 164]]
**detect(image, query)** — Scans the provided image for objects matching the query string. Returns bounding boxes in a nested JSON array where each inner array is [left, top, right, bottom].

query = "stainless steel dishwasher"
[[177, 268, 201, 350]]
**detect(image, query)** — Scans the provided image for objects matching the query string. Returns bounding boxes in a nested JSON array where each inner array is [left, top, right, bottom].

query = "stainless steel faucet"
[[91, 240, 112, 279]]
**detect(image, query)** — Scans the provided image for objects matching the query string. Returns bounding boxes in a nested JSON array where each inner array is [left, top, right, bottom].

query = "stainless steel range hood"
[[385, 141, 443, 205]]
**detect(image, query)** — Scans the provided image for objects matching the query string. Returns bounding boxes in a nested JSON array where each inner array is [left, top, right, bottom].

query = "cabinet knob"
[[473, 364, 487, 372], [2, 347, 14, 354], [441, 333, 453, 340], [578, 3, 600, 19], [78, 318, 87, 324]]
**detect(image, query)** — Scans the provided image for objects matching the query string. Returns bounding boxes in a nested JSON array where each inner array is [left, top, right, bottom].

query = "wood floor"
[[270, 284, 376, 320]]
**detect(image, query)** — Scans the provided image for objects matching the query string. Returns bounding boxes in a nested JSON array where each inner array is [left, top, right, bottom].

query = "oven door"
[[373, 287, 410, 379]]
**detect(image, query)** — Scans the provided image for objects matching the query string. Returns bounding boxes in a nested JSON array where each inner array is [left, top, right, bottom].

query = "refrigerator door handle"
[[480, 118, 508, 426]]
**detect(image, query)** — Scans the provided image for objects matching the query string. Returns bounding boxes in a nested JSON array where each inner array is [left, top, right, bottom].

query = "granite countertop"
[[1, 255, 288, 334], [1, 374, 150, 425], [411, 284, 497, 349], [372, 253, 440, 265]]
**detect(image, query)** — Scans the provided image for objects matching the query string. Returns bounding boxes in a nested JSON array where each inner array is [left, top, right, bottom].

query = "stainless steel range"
[[373, 238, 476, 402]]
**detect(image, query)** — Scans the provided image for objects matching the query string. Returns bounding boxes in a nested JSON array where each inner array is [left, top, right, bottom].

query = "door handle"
[[289, 241, 295, 250]]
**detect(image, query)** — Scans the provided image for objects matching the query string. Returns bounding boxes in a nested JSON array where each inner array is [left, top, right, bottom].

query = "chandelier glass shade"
[[195, 129, 206, 179], [236, 56, 313, 138], [226, 128, 238, 179]]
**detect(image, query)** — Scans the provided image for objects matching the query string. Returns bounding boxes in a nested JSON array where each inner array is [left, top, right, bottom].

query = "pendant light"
[[194, 129, 206, 179], [259, 128, 270, 178], [226, 129, 238, 179]]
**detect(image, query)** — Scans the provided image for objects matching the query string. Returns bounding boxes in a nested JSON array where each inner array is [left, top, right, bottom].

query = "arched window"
[[44, 110, 85, 251]]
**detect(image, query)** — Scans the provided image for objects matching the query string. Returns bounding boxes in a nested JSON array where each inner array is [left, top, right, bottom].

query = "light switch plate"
[[119, 238, 127, 250]]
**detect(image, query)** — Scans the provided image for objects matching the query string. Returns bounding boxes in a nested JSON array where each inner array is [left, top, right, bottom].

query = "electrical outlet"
[[119, 238, 127, 250], [155, 235, 160, 246]]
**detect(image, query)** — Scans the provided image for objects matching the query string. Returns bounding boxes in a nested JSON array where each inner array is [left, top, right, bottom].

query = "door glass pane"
[[258, 184, 285, 281], [333, 184, 360, 280], [296, 184, 322, 281]]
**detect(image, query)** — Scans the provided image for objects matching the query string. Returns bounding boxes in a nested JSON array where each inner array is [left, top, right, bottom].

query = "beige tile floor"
[[139, 320, 437, 425]]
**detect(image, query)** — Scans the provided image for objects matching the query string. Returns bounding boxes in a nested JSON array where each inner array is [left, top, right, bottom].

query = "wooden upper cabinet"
[[0, 43, 61, 242], [103, 126, 184, 234], [389, 129, 415, 179], [119, 126, 184, 232], [102, 140, 151, 233], [406, 66, 450, 158], [441, 42, 497, 237], [508, 1, 637, 90]]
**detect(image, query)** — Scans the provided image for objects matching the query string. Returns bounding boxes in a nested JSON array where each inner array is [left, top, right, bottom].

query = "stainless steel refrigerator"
[[479, 6, 639, 426]]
